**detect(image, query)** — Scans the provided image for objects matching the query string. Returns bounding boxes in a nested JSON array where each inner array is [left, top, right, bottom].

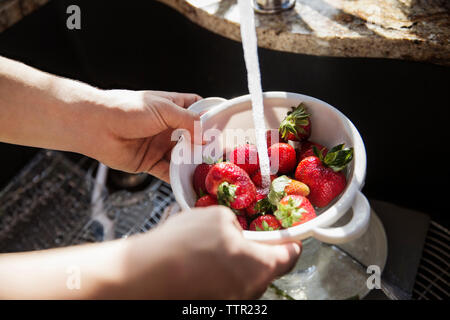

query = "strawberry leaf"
[[274, 197, 306, 228], [203, 156, 222, 165], [261, 220, 274, 231], [279, 103, 310, 139], [322, 144, 354, 172], [268, 175, 291, 206], [217, 182, 237, 207], [198, 188, 206, 198], [254, 197, 276, 214]]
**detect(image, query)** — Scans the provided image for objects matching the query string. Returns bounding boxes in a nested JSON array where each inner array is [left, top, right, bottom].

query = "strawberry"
[[193, 163, 214, 196], [268, 143, 297, 174], [246, 188, 269, 217], [237, 215, 249, 230], [295, 144, 353, 208], [205, 162, 257, 210], [267, 175, 310, 206], [298, 141, 328, 161], [229, 144, 259, 176], [249, 214, 282, 231], [250, 170, 277, 188], [279, 103, 311, 141], [266, 129, 285, 147], [274, 195, 316, 228], [195, 195, 218, 207]]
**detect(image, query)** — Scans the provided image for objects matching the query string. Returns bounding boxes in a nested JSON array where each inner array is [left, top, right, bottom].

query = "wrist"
[[52, 78, 111, 157]]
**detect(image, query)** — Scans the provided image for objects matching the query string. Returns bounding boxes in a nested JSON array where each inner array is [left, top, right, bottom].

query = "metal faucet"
[[253, 0, 296, 14]]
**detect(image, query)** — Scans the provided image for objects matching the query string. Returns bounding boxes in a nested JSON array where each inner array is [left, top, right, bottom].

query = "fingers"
[[249, 241, 302, 279], [150, 91, 203, 108], [173, 93, 202, 108], [155, 100, 201, 143]]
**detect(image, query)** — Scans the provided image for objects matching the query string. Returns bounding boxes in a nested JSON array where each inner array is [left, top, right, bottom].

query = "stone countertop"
[[158, 0, 450, 65], [0, 0, 49, 32]]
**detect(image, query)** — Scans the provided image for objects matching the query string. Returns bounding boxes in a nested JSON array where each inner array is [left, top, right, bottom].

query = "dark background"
[[0, 0, 448, 227]]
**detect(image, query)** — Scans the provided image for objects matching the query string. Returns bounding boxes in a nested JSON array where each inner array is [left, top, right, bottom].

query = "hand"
[[86, 89, 202, 182], [118, 206, 302, 299]]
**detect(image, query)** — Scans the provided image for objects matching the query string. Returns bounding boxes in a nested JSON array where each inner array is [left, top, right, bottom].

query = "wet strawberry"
[[246, 188, 269, 217], [205, 162, 257, 210], [298, 141, 328, 161], [295, 144, 353, 208], [229, 144, 259, 176], [267, 175, 310, 207], [268, 143, 297, 174], [193, 163, 214, 196], [249, 214, 282, 231], [237, 215, 249, 230], [266, 129, 285, 147], [195, 195, 218, 207], [279, 103, 311, 141], [250, 170, 277, 188], [274, 195, 316, 228]]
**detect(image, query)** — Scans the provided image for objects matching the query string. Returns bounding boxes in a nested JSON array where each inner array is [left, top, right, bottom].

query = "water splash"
[[238, 0, 271, 190]]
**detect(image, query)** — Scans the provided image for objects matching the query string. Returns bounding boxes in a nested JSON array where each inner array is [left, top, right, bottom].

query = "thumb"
[[251, 241, 302, 279], [156, 100, 202, 144]]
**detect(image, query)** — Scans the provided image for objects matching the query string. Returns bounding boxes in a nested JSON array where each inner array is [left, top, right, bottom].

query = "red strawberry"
[[237, 215, 249, 230], [229, 144, 259, 176], [267, 175, 310, 207], [274, 195, 316, 228], [193, 163, 214, 196], [295, 144, 353, 208], [246, 188, 269, 217], [298, 141, 328, 161], [205, 162, 257, 210], [249, 214, 282, 231], [195, 195, 218, 207], [268, 143, 297, 174], [279, 103, 311, 141], [266, 129, 285, 147], [251, 170, 277, 188]]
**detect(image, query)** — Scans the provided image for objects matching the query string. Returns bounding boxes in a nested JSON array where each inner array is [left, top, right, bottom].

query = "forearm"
[[0, 238, 131, 299], [0, 56, 106, 155], [0, 229, 182, 299]]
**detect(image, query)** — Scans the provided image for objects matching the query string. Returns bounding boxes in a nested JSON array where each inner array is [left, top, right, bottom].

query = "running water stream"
[[238, 0, 271, 190]]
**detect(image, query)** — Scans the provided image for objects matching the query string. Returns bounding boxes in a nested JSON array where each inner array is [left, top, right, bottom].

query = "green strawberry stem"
[[274, 197, 306, 228], [254, 197, 276, 214], [255, 220, 276, 231], [217, 182, 237, 207], [313, 143, 354, 172], [279, 103, 310, 140]]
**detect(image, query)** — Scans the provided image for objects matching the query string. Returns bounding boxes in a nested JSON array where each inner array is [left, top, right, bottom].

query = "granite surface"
[[0, 0, 49, 32], [0, 0, 448, 64], [158, 0, 450, 65]]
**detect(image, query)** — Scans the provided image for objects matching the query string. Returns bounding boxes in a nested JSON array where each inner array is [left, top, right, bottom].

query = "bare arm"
[[0, 56, 104, 154], [0, 56, 201, 182], [0, 208, 301, 299]]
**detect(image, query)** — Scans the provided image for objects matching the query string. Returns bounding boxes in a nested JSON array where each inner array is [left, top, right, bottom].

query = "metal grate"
[[0, 151, 97, 252], [0, 151, 175, 252], [412, 221, 450, 300]]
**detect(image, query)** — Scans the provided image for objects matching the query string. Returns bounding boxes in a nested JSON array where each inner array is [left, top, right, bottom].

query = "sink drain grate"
[[412, 221, 449, 300], [0, 151, 175, 252]]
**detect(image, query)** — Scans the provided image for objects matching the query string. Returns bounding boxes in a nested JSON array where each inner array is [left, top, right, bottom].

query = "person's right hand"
[[118, 206, 301, 299]]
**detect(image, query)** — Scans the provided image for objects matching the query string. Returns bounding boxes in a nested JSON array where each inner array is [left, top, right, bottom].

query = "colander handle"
[[312, 191, 371, 244], [187, 97, 227, 115]]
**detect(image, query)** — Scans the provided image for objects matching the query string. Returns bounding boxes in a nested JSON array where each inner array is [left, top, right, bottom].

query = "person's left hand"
[[84, 90, 201, 182]]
